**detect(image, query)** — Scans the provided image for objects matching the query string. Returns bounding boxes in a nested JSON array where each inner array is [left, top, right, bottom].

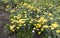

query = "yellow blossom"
[[56, 30, 60, 33], [23, 24, 26, 26], [51, 22, 59, 28], [23, 3, 28, 6], [10, 25, 15, 32], [16, 27, 20, 29], [27, 4, 32, 8], [50, 27, 55, 30], [38, 16, 47, 24], [36, 26, 38, 28], [6, 5, 10, 8], [48, 13, 53, 16], [34, 23, 42, 29], [38, 32, 41, 34], [19, 25, 22, 26], [11, 19, 14, 21], [43, 19, 48, 22], [11, 20, 15, 23], [50, 18, 54, 20], [38, 16, 45, 22], [43, 25, 49, 28], [37, 29, 39, 30], [10, 9, 16, 13], [33, 27, 36, 30], [41, 28, 44, 31], [19, 19, 26, 23]]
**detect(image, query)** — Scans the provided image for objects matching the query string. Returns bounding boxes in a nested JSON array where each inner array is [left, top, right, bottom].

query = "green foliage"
[[0, 0, 60, 38]]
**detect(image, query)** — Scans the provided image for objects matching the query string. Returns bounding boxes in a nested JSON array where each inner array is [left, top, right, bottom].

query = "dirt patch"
[[0, 4, 16, 38]]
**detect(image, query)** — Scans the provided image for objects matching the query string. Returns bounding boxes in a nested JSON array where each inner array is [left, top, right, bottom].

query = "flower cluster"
[[4, 0, 60, 38]]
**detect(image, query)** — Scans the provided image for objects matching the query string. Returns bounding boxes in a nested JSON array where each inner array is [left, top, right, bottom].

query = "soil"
[[0, 4, 16, 38]]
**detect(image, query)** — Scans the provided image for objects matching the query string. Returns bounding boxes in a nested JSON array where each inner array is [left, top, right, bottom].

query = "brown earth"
[[0, 3, 16, 38]]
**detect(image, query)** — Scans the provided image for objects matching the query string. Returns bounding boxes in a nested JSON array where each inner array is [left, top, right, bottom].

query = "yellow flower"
[[38, 16, 44, 22], [37, 29, 39, 30], [43, 19, 48, 22], [38, 17, 47, 24], [6, 5, 10, 8], [11, 19, 14, 21], [16, 27, 20, 29], [48, 13, 53, 16], [23, 3, 28, 6], [19, 25, 22, 26], [13, 16, 17, 18], [41, 28, 44, 31], [38, 32, 41, 35], [23, 3, 37, 11], [10, 9, 16, 13], [23, 24, 26, 26], [10, 25, 15, 32], [50, 18, 54, 20], [19, 19, 26, 23], [37, 24, 41, 28], [50, 22, 59, 30], [27, 4, 31, 8], [56, 30, 60, 33], [30, 6, 34, 9], [43, 25, 49, 28], [51, 22, 59, 28], [11, 20, 15, 23], [50, 27, 55, 30], [36, 26, 38, 28], [33, 27, 36, 30]]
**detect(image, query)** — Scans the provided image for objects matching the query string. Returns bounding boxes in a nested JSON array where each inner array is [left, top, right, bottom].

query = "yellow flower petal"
[[56, 30, 60, 33], [38, 32, 41, 35]]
